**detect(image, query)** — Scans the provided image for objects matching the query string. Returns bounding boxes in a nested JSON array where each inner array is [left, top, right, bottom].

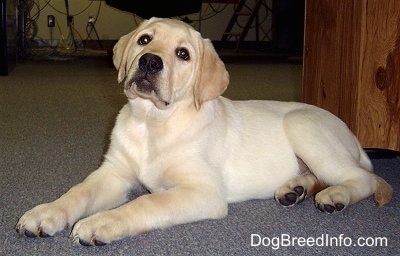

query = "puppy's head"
[[113, 18, 229, 110]]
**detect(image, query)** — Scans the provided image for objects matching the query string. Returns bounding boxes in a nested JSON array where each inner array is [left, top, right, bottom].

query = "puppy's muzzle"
[[132, 53, 163, 94], [125, 53, 170, 108]]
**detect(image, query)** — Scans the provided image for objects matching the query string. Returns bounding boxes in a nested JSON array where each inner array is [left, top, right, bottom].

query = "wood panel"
[[302, 0, 363, 132], [302, 0, 400, 151], [357, 0, 400, 150]]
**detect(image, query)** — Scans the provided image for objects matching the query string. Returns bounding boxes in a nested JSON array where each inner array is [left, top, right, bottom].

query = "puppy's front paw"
[[16, 203, 69, 238], [70, 211, 130, 246], [314, 186, 349, 213]]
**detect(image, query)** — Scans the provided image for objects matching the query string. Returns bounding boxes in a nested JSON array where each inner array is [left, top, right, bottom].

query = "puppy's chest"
[[125, 123, 187, 191], [135, 147, 178, 193]]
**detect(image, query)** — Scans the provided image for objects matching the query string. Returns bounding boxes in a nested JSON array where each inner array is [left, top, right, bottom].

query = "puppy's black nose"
[[139, 53, 163, 74]]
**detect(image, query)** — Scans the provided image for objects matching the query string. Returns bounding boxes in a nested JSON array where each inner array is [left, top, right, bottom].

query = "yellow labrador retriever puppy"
[[16, 18, 393, 246]]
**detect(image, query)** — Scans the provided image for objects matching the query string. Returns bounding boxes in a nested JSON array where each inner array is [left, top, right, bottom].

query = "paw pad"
[[277, 186, 307, 206], [316, 202, 345, 213]]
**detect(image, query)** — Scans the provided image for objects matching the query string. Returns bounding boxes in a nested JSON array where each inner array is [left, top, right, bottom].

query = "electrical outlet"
[[47, 15, 55, 27]]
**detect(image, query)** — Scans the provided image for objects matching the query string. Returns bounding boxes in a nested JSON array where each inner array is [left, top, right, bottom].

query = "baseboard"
[[28, 39, 301, 62], [365, 148, 400, 159]]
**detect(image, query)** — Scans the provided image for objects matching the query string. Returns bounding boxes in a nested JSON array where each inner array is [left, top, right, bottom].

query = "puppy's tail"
[[374, 175, 393, 207]]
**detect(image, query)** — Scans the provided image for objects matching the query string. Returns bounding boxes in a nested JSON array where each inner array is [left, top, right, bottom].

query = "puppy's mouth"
[[135, 77, 153, 92], [125, 75, 171, 109]]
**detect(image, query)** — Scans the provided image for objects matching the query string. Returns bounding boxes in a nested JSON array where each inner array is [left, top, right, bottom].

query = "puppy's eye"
[[176, 48, 190, 61], [138, 34, 152, 45]]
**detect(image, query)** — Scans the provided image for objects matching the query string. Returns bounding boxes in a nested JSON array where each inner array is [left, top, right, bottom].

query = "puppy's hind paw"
[[275, 174, 322, 207], [314, 186, 350, 213], [275, 186, 307, 207]]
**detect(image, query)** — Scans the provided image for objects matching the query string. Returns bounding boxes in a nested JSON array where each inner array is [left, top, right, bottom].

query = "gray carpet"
[[0, 57, 399, 255]]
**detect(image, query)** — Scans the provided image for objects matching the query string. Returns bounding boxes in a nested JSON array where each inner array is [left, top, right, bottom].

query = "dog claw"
[[15, 224, 22, 234], [78, 239, 92, 246], [24, 230, 37, 238], [94, 240, 107, 246], [19, 226, 51, 238], [76, 237, 107, 246], [38, 229, 51, 238]]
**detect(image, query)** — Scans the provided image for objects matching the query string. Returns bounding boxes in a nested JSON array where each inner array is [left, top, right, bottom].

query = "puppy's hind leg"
[[313, 171, 379, 213], [313, 171, 392, 212], [349, 142, 393, 207], [282, 108, 393, 213]]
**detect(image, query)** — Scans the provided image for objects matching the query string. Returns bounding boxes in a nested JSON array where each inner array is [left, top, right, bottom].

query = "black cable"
[[233, 0, 272, 42], [187, 3, 229, 22], [47, 0, 93, 16]]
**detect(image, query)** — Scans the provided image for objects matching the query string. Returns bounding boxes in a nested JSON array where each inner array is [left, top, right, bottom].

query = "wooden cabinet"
[[302, 0, 400, 151]]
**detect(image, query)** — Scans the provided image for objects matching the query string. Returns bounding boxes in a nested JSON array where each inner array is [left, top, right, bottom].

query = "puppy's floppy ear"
[[113, 30, 137, 83], [194, 38, 229, 110]]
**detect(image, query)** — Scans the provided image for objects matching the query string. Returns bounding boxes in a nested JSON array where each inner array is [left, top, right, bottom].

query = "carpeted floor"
[[0, 57, 399, 255]]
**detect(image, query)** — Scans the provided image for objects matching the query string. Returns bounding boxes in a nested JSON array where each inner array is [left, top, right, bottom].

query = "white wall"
[[29, 1, 272, 42]]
